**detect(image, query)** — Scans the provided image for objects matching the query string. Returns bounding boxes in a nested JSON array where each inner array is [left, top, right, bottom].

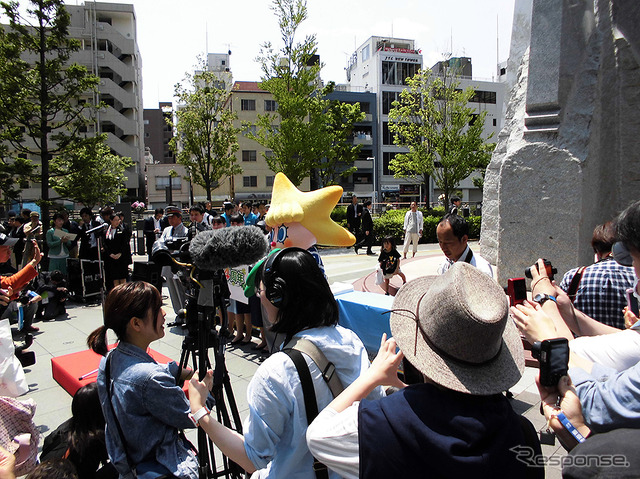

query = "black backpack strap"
[[283, 349, 329, 479], [566, 266, 586, 303]]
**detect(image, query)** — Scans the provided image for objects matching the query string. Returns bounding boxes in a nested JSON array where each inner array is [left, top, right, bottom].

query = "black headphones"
[[263, 247, 305, 307]]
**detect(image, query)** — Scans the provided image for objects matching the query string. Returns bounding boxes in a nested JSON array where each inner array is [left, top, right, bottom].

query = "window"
[[382, 122, 395, 145], [469, 114, 479, 126], [383, 152, 396, 176], [382, 61, 418, 85], [265, 150, 273, 158], [243, 176, 257, 187], [242, 150, 257, 162], [469, 90, 497, 104], [492, 118, 497, 127], [241, 99, 256, 111], [155, 176, 181, 190], [266, 175, 275, 187], [243, 125, 257, 136], [382, 91, 399, 114], [264, 100, 278, 111], [361, 45, 370, 62]]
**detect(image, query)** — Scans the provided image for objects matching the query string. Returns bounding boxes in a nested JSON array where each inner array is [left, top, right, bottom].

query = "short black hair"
[[381, 235, 397, 252], [229, 214, 244, 225], [451, 196, 461, 204], [7, 210, 16, 218], [616, 200, 640, 252], [154, 207, 164, 215], [242, 202, 252, 209], [439, 213, 469, 240], [21, 208, 31, 217], [258, 248, 338, 339], [211, 216, 225, 226], [364, 200, 372, 207], [224, 203, 235, 212], [79, 207, 93, 217], [189, 205, 204, 214]]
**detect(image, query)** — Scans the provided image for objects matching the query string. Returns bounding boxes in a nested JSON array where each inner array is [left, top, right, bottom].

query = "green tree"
[[388, 67, 495, 207], [50, 135, 133, 208], [170, 67, 241, 202], [252, 0, 362, 187], [314, 97, 365, 187], [0, 0, 101, 222]]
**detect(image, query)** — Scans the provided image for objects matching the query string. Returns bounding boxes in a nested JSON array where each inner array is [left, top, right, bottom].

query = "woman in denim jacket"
[[88, 282, 198, 479]]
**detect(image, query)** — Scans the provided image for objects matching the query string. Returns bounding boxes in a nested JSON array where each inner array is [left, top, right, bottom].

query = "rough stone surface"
[[481, 0, 640, 285]]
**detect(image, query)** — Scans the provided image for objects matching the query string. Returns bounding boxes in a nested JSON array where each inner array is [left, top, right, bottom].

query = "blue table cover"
[[336, 291, 394, 354]]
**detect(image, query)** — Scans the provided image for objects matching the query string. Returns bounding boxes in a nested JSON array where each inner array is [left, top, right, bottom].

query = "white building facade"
[[346, 36, 505, 206]]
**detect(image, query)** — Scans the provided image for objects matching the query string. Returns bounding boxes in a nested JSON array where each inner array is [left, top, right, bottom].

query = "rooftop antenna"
[[205, 22, 209, 57], [496, 14, 500, 74]]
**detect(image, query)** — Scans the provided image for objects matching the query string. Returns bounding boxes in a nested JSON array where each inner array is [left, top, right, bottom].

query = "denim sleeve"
[[143, 363, 195, 430], [571, 362, 640, 433]]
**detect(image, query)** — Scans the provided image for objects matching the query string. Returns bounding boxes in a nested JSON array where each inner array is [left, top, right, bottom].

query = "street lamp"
[[367, 156, 377, 210]]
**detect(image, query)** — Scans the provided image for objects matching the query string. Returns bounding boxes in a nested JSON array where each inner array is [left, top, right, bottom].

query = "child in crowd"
[[378, 236, 406, 295]]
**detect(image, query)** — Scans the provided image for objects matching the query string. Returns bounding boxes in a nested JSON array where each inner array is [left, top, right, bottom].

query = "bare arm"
[[189, 372, 256, 474], [328, 334, 406, 414]]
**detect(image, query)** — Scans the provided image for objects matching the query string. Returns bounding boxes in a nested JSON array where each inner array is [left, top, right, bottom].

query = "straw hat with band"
[[390, 262, 524, 396]]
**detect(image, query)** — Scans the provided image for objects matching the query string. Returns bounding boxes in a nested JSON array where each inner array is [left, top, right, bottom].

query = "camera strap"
[[282, 338, 345, 479], [566, 266, 586, 303]]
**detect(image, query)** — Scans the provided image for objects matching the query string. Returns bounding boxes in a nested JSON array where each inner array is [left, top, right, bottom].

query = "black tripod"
[[177, 268, 244, 479]]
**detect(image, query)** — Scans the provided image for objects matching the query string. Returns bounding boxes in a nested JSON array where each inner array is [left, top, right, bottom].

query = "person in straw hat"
[[306, 262, 542, 478]]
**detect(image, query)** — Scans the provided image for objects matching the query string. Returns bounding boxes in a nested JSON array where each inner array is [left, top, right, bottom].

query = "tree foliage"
[[170, 66, 241, 201], [314, 96, 364, 187], [0, 0, 101, 220], [50, 134, 133, 208], [388, 67, 495, 207], [251, 0, 363, 187]]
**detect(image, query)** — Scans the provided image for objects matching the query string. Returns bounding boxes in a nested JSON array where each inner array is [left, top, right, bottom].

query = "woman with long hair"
[[87, 282, 198, 479], [102, 211, 132, 290], [188, 247, 383, 478]]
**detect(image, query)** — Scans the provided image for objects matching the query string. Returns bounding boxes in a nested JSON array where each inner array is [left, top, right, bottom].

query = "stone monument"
[[481, 0, 640, 285]]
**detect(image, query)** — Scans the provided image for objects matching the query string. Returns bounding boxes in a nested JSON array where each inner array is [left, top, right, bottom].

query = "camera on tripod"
[[151, 237, 191, 271]]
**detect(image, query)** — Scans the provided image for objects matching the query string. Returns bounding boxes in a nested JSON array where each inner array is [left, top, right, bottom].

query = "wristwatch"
[[534, 293, 557, 306]]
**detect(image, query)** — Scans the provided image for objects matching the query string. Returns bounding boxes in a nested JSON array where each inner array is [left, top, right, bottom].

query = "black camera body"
[[525, 259, 558, 281], [531, 338, 569, 386]]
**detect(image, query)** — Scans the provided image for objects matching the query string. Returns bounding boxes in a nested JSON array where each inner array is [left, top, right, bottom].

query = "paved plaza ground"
[[14, 242, 564, 478]]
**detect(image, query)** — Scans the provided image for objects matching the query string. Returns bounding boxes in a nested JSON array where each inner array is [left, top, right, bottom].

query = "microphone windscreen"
[[189, 226, 269, 271]]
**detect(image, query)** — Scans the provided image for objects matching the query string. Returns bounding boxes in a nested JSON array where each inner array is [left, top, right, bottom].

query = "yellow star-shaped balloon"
[[266, 173, 356, 246]]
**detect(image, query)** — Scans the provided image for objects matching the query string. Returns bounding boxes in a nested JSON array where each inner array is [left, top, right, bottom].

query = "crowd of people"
[[5, 195, 640, 478]]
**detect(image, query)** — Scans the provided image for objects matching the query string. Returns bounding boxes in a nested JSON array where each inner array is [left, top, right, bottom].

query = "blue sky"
[[70, 0, 516, 107]]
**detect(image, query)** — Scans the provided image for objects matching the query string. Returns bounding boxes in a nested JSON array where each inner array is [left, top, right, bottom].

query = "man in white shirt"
[[436, 213, 493, 278], [402, 202, 423, 259], [158, 206, 188, 315]]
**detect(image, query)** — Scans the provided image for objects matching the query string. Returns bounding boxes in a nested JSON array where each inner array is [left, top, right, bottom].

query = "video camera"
[[151, 237, 191, 270]]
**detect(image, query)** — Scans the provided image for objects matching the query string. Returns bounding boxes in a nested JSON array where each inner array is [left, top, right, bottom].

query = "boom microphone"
[[189, 226, 269, 271]]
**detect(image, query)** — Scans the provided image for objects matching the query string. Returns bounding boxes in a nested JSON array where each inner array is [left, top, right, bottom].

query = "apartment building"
[[7, 1, 145, 207], [68, 1, 145, 199], [227, 81, 310, 201]]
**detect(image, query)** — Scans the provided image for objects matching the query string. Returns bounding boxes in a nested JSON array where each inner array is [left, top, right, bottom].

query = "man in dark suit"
[[354, 200, 375, 255], [346, 195, 363, 242], [143, 208, 164, 259]]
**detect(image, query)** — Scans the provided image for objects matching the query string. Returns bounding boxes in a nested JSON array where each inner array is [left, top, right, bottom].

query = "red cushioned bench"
[[51, 345, 188, 396]]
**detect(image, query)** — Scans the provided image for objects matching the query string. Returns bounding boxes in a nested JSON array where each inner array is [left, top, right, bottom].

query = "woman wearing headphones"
[[188, 247, 382, 478]]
